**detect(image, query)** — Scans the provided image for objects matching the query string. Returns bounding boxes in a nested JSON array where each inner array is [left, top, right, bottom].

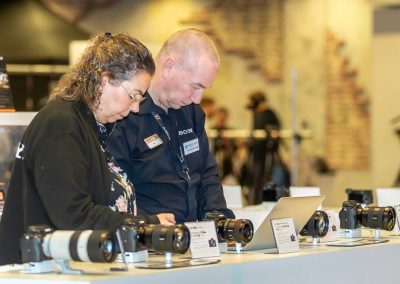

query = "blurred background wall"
[[1, 0, 399, 206]]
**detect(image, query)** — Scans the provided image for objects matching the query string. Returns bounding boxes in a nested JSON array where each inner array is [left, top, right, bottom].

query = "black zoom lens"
[[141, 224, 190, 254], [217, 219, 254, 244], [300, 210, 329, 238], [44, 230, 117, 263], [360, 206, 396, 231]]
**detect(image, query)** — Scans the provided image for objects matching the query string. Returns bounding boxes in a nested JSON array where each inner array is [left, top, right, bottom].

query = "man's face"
[[160, 56, 218, 109]]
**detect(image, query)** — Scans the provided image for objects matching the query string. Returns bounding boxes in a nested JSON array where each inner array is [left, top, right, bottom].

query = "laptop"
[[233, 195, 325, 251]]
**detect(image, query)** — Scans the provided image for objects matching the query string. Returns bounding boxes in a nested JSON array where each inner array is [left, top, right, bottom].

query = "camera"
[[300, 210, 329, 238], [20, 225, 117, 264], [119, 217, 190, 254], [339, 200, 396, 231], [346, 189, 373, 205], [204, 211, 254, 244], [262, 181, 289, 202]]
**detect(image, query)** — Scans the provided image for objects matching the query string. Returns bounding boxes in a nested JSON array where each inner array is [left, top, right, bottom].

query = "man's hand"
[[157, 213, 176, 225]]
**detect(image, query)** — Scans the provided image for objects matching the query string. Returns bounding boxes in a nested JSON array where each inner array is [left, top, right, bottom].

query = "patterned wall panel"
[[182, 0, 284, 82], [325, 30, 370, 170]]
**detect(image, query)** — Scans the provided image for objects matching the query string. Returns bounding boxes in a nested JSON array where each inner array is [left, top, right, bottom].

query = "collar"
[[139, 91, 167, 115], [78, 99, 98, 131]]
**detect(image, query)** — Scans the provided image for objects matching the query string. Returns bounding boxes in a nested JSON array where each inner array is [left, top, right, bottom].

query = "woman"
[[0, 32, 175, 265]]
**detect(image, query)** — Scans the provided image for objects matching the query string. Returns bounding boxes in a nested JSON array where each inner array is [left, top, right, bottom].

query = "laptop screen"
[[237, 196, 325, 251]]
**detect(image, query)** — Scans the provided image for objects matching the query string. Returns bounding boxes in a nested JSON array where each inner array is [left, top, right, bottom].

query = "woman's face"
[[94, 71, 152, 124]]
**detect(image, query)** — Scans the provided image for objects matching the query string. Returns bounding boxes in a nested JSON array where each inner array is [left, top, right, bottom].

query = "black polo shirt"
[[107, 94, 234, 223]]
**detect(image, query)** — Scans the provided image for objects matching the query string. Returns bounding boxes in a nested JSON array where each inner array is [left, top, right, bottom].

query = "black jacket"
[[0, 100, 157, 265], [108, 95, 234, 223]]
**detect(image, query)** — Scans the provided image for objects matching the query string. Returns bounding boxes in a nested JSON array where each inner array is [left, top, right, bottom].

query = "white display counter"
[[1, 235, 400, 284]]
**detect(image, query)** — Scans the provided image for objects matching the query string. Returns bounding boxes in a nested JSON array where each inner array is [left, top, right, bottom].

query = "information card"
[[0, 56, 15, 111], [271, 217, 300, 254], [320, 209, 340, 242], [185, 221, 220, 259]]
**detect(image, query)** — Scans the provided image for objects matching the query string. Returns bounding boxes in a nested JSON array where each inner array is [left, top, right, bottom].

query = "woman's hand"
[[157, 213, 176, 225]]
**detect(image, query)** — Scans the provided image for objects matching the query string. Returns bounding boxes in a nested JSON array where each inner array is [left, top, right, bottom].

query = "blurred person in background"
[[245, 90, 286, 204], [212, 107, 237, 184], [200, 96, 216, 132]]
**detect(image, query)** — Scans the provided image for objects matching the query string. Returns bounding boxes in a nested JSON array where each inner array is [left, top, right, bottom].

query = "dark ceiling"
[[0, 0, 89, 64]]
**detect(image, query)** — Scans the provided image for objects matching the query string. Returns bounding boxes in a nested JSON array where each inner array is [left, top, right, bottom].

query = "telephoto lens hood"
[[43, 230, 118, 263], [20, 225, 118, 264], [300, 210, 330, 238]]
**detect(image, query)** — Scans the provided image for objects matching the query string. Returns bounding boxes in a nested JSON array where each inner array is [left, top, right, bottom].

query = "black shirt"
[[108, 95, 234, 223], [0, 100, 157, 265]]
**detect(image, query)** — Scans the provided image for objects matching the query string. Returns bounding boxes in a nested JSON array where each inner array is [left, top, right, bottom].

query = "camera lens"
[[301, 210, 329, 238], [360, 206, 396, 231], [43, 230, 117, 263], [219, 219, 254, 244], [146, 224, 190, 254]]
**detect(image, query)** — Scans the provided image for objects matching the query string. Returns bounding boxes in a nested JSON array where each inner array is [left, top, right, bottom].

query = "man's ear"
[[162, 58, 175, 78]]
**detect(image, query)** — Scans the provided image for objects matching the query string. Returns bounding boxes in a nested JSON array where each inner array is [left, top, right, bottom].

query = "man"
[[108, 29, 234, 223], [246, 91, 282, 205]]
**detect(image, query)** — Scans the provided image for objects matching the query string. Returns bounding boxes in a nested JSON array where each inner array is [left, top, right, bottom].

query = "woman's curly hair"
[[50, 32, 155, 110]]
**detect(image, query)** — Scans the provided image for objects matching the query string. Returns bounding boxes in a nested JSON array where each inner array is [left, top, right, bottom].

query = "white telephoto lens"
[[46, 231, 74, 260]]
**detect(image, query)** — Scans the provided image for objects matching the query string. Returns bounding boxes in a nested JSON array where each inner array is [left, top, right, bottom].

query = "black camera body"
[[120, 218, 190, 254], [20, 225, 118, 263], [339, 200, 363, 230], [204, 211, 254, 244], [20, 225, 53, 263], [262, 181, 289, 202], [339, 200, 396, 231]]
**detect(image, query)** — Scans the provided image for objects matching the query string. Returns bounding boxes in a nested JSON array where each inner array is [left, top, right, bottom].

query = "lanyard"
[[151, 112, 190, 180]]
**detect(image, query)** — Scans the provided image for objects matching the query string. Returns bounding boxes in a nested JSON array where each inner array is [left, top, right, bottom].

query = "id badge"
[[183, 138, 200, 155], [144, 134, 163, 149]]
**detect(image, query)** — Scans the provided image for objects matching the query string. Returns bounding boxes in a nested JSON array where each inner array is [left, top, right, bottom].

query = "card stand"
[[135, 252, 221, 269], [373, 229, 381, 240], [218, 242, 228, 253], [116, 250, 148, 263], [311, 237, 319, 246], [21, 259, 83, 274], [341, 228, 362, 238], [299, 237, 322, 247], [233, 242, 243, 254]]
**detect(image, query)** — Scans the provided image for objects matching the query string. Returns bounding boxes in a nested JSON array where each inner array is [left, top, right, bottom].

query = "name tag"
[[144, 134, 163, 149], [183, 138, 199, 156]]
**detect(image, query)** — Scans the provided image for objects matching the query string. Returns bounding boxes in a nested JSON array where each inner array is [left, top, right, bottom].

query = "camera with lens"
[[339, 200, 396, 231], [204, 211, 254, 245], [300, 210, 330, 239], [20, 225, 117, 273], [119, 217, 190, 256], [262, 181, 289, 202]]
